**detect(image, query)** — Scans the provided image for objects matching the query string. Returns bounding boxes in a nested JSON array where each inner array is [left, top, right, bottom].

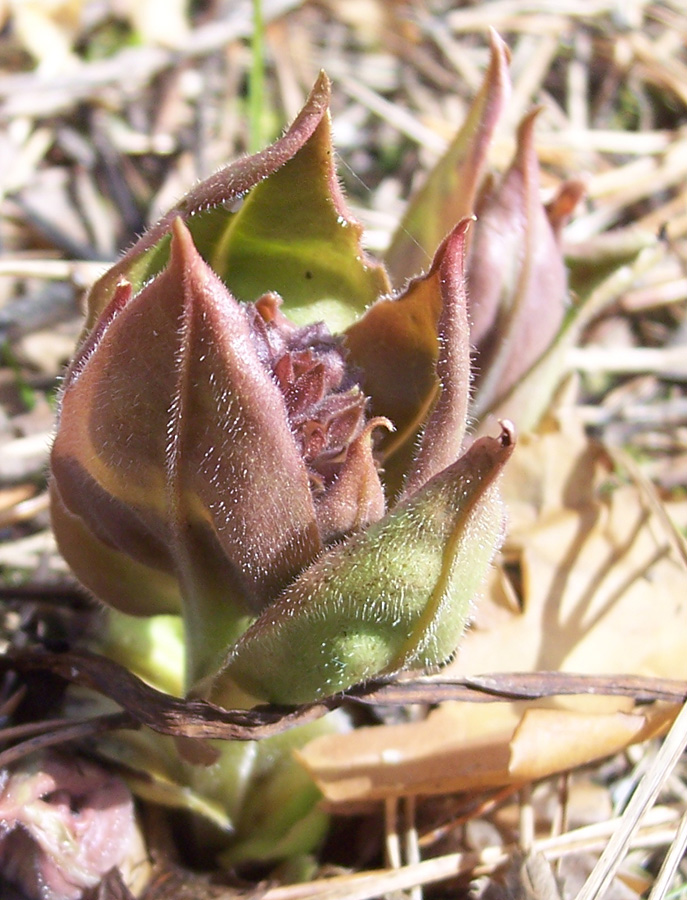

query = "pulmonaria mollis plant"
[[48, 28, 585, 711], [44, 30, 586, 871], [50, 73, 520, 708]]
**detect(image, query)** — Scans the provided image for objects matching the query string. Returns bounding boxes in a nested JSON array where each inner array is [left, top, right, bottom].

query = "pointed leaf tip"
[[214, 422, 514, 705], [488, 27, 512, 65], [171, 214, 194, 254], [314, 417, 392, 543], [498, 418, 516, 448], [83, 71, 335, 329], [158, 222, 324, 620], [469, 109, 569, 421], [385, 30, 511, 285], [401, 219, 473, 499]]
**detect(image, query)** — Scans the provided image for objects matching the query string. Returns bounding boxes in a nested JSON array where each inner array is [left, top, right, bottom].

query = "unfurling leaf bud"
[[47, 46, 533, 869]]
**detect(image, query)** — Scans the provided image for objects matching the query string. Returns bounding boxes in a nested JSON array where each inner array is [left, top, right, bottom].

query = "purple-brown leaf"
[[468, 111, 570, 420]]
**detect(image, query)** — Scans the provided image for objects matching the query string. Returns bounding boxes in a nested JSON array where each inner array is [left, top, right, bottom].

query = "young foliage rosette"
[[43, 31, 588, 870], [50, 68, 517, 709]]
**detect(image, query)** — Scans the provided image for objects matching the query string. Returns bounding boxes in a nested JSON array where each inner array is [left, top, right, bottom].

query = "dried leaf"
[[0, 648, 333, 742], [453, 415, 687, 685], [297, 700, 674, 807]]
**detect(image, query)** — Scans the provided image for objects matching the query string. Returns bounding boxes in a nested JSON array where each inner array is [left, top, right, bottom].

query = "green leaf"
[[345, 221, 471, 499], [212, 425, 515, 705], [85, 72, 389, 337], [207, 109, 390, 331], [50, 481, 183, 617], [385, 30, 511, 285]]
